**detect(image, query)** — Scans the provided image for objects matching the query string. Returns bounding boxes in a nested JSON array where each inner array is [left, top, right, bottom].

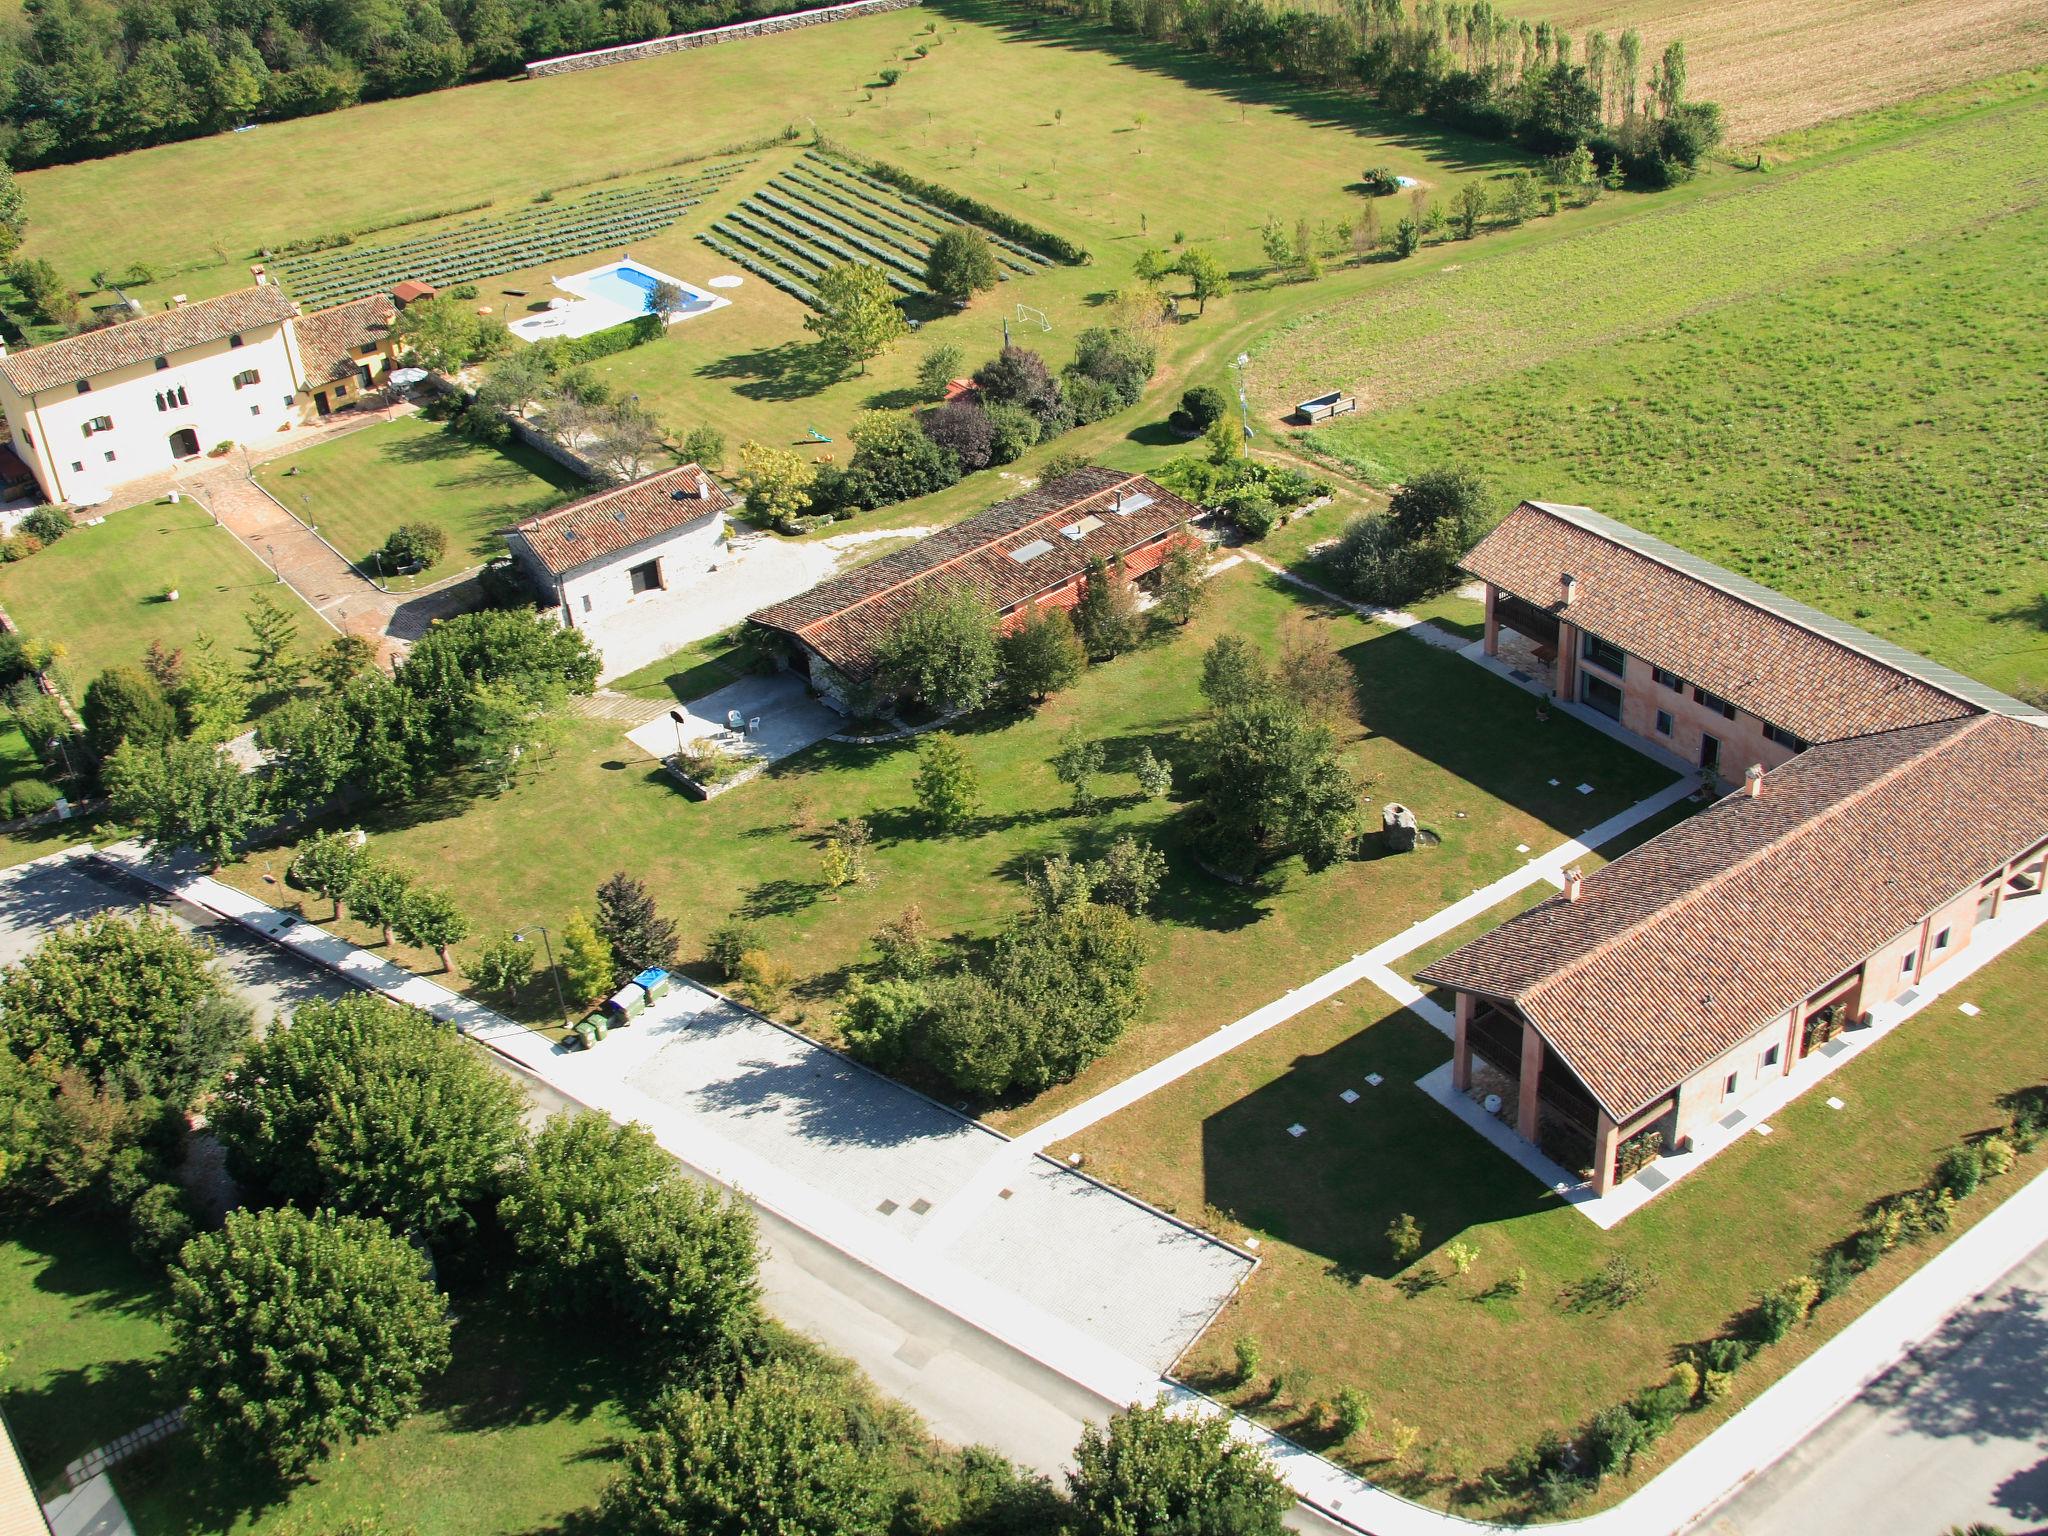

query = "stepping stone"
[[1577, 783, 1595, 795], [1755, 1123, 1773, 1135], [1516, 843, 1531, 853], [1637, 1166, 1671, 1191], [1827, 1097, 1846, 1110], [876, 1198, 899, 1215], [1340, 1089, 1360, 1104], [1548, 777, 1560, 786], [1246, 1237, 1261, 1249], [1959, 1002, 1981, 1016], [1287, 1123, 1307, 1138], [1366, 1073, 1384, 1087]]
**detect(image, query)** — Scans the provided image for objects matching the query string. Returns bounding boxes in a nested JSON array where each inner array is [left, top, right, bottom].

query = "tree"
[[1389, 463, 1495, 546], [1134, 747, 1173, 799], [874, 584, 1002, 715], [1067, 1398, 1290, 1536], [918, 400, 995, 473], [560, 911, 615, 1006], [1294, 215, 1320, 278], [1064, 326, 1155, 412], [911, 732, 980, 832], [214, 993, 524, 1239], [310, 632, 378, 692], [600, 1360, 893, 1536], [394, 885, 469, 971], [1657, 38, 1687, 115], [1187, 675, 1359, 880], [842, 409, 960, 508], [259, 694, 356, 812], [973, 345, 1067, 434], [924, 228, 1000, 305], [499, 1112, 761, 1361], [1200, 633, 1267, 710], [1277, 622, 1357, 726], [104, 738, 266, 868], [916, 343, 965, 400], [1092, 834, 1167, 915], [81, 666, 178, 760], [1154, 537, 1207, 626], [587, 398, 669, 483], [393, 294, 510, 373], [999, 604, 1085, 706], [1259, 216, 1292, 270], [1050, 728, 1105, 813], [804, 262, 907, 375], [167, 1206, 452, 1476], [1071, 557, 1144, 660], [240, 592, 302, 696], [290, 829, 370, 920], [0, 911, 248, 1108], [348, 860, 413, 946], [682, 423, 726, 470], [595, 871, 680, 986], [396, 608, 598, 779], [736, 441, 817, 528], [645, 278, 689, 329], [1175, 247, 1230, 315], [469, 931, 535, 997], [1456, 181, 1488, 239], [0, 165, 25, 262], [175, 635, 250, 743]]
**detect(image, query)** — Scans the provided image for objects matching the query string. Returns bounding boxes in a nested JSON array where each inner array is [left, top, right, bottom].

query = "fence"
[[525, 0, 921, 78]]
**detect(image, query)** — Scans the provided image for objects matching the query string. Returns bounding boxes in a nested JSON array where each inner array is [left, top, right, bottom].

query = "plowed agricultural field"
[[1502, 0, 2048, 140]]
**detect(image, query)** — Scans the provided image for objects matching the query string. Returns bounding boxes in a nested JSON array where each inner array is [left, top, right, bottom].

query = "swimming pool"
[[508, 259, 728, 344]]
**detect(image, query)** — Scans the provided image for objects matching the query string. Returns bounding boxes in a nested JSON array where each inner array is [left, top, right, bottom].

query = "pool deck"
[[509, 256, 729, 343]]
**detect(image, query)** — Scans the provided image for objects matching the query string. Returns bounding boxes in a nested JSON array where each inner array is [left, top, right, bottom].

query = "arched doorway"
[[168, 428, 201, 460]]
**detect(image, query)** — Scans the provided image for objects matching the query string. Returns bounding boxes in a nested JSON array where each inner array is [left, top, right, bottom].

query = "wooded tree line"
[[0, 0, 839, 168], [1012, 0, 1724, 183]]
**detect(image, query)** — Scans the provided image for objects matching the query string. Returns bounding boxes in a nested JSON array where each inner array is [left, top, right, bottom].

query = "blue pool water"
[[578, 263, 665, 311]]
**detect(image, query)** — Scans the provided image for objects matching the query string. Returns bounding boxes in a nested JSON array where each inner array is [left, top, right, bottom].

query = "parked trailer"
[[1296, 390, 1358, 424]]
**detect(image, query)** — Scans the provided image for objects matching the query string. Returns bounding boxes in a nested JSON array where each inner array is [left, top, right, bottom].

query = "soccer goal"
[[1015, 303, 1052, 332]]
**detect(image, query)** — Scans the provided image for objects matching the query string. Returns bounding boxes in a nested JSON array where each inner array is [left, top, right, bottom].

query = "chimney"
[[251, 264, 269, 285], [1563, 866, 1584, 902], [1744, 763, 1765, 798], [696, 470, 712, 500], [1560, 572, 1578, 608]]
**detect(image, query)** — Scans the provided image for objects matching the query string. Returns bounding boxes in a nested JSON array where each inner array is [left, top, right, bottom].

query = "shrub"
[[1232, 1335, 1263, 1386], [1168, 385, 1227, 437], [1386, 1212, 1421, 1264], [737, 949, 795, 1011], [1583, 1403, 1645, 1477], [984, 403, 1039, 464], [1935, 1143, 1984, 1198], [379, 521, 449, 571], [1813, 1247, 1857, 1302], [2003, 1085, 2048, 1149], [877, 67, 902, 86], [707, 918, 760, 981], [1358, 166, 1400, 196], [1221, 486, 1278, 539], [19, 505, 70, 544], [919, 399, 995, 472], [1333, 1386, 1370, 1439], [1978, 1133, 2017, 1178], [128, 1180, 194, 1265], [1747, 1273, 1819, 1345], [682, 424, 725, 468]]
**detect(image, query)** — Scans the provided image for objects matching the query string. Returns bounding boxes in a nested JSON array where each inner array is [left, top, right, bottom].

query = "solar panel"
[[1112, 492, 1153, 515]]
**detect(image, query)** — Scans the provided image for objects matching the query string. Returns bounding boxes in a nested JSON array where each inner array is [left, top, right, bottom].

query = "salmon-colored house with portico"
[[1418, 502, 2048, 1201]]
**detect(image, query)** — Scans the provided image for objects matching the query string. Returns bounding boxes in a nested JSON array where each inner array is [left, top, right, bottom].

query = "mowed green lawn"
[[1061, 927, 2048, 1512], [254, 415, 584, 585], [0, 503, 319, 700], [1261, 86, 2048, 699], [216, 566, 1672, 1130], [0, 1215, 639, 1535]]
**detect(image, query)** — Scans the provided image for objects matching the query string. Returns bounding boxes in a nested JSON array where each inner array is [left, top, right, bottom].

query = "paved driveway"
[[623, 671, 840, 769], [1693, 1240, 2048, 1536]]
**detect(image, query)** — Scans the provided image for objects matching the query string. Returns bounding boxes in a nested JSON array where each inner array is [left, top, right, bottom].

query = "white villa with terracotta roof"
[[0, 281, 403, 505], [505, 462, 733, 669], [1419, 501, 2048, 1203], [748, 466, 1200, 714]]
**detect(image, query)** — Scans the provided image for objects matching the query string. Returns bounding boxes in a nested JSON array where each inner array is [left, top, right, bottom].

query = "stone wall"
[[525, 0, 921, 78]]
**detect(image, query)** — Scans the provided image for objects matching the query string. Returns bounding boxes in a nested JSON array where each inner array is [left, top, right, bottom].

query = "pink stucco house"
[[1419, 502, 2048, 1197]]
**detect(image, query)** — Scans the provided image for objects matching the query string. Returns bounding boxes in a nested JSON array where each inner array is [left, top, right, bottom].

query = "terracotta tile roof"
[[748, 468, 1198, 678], [509, 463, 731, 577], [1419, 713, 2048, 1119], [294, 293, 396, 383], [1462, 502, 2023, 743], [0, 285, 298, 396]]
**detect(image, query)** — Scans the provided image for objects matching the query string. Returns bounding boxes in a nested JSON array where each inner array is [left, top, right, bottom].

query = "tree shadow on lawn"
[[1200, 1002, 1553, 1281], [934, 0, 1515, 175], [697, 342, 842, 403], [1337, 625, 1675, 840]]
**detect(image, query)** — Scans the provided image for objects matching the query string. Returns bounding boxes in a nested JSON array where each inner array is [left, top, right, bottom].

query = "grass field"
[[1261, 86, 2048, 699], [216, 567, 1672, 1130], [1059, 918, 2048, 1511], [0, 503, 320, 702], [254, 416, 584, 585]]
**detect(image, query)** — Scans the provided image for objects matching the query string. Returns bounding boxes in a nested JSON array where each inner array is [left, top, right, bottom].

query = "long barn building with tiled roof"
[[1419, 502, 2048, 1201], [748, 467, 1200, 712]]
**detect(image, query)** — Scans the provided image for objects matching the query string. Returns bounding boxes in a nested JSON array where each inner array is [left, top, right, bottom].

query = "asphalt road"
[[1692, 1240, 2048, 1536], [0, 856, 1352, 1527]]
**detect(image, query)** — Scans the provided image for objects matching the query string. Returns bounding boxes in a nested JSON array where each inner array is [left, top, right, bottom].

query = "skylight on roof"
[[1010, 539, 1054, 563], [1060, 515, 1104, 541], [1111, 492, 1153, 515]]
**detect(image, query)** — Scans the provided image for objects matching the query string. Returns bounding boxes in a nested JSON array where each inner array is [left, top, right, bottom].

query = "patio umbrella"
[[389, 367, 429, 387]]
